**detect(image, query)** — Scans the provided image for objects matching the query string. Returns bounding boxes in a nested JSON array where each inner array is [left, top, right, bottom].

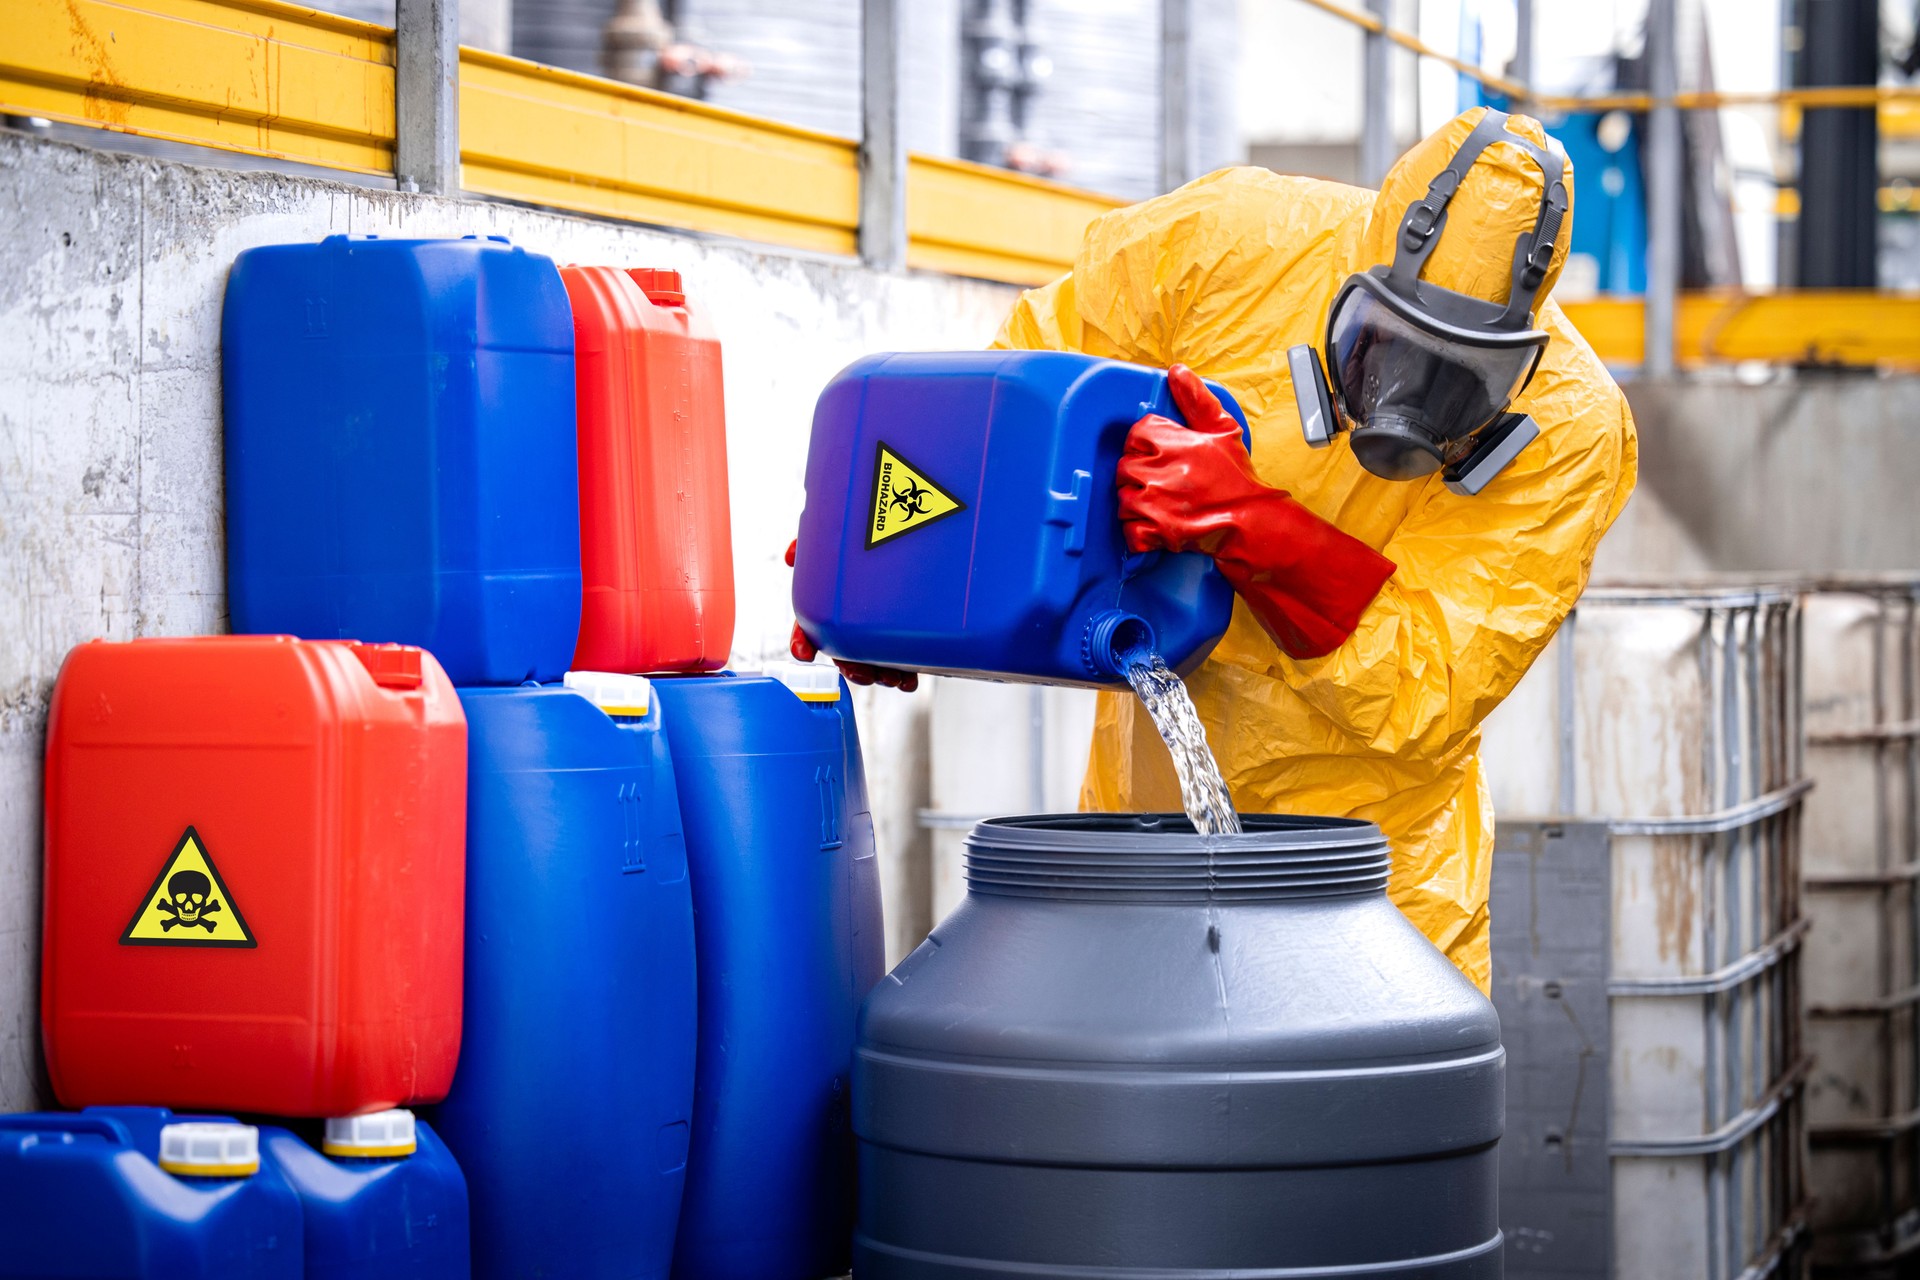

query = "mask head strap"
[[1385, 109, 1570, 330]]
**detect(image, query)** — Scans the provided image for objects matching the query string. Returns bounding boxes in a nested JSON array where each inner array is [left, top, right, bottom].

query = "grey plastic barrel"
[[853, 813, 1505, 1278]]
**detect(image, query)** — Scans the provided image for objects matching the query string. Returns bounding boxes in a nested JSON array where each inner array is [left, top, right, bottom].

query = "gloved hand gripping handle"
[[1117, 366, 1396, 661], [786, 540, 920, 691]]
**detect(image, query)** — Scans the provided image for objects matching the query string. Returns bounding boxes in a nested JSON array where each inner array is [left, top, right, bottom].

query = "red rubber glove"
[[785, 540, 920, 692], [1117, 365, 1396, 661]]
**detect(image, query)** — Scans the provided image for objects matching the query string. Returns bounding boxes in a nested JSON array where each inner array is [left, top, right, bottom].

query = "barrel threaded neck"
[[964, 813, 1392, 902]]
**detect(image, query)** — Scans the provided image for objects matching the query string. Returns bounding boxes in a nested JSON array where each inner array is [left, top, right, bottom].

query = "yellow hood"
[[1348, 106, 1574, 311]]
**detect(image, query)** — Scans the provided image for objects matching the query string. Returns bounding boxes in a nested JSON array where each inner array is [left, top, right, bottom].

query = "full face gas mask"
[[1289, 109, 1570, 496]]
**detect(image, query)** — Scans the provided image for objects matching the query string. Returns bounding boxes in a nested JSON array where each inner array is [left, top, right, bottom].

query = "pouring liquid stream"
[[1121, 649, 1242, 836]]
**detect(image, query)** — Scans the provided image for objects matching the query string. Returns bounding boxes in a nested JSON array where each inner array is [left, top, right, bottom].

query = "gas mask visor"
[[1291, 109, 1569, 496], [1324, 273, 1546, 481]]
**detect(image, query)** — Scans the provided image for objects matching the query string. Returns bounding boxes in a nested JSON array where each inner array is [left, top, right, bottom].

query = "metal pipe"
[[1607, 918, 1808, 997], [1796, 0, 1880, 287], [1643, 0, 1682, 378], [1027, 686, 1047, 813], [859, 0, 907, 270], [1608, 1055, 1810, 1156], [1160, 0, 1198, 191], [395, 0, 460, 194], [1359, 0, 1392, 187], [960, 0, 1028, 169], [1557, 612, 1578, 815], [1510, 0, 1533, 103], [1605, 780, 1812, 836]]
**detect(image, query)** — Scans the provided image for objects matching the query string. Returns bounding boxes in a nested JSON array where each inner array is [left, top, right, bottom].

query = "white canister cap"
[[563, 670, 654, 718], [323, 1108, 417, 1159], [158, 1122, 260, 1178], [770, 662, 842, 703]]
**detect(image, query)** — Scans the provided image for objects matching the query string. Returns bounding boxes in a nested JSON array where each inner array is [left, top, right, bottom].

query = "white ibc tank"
[[1481, 584, 1806, 1280], [1799, 577, 1920, 1270]]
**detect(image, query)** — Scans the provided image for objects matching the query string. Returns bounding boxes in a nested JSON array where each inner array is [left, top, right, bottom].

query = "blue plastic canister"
[[82, 1107, 468, 1280], [223, 234, 582, 685], [436, 674, 697, 1280], [651, 667, 884, 1280], [0, 1110, 301, 1279], [266, 1113, 470, 1280], [792, 351, 1250, 687]]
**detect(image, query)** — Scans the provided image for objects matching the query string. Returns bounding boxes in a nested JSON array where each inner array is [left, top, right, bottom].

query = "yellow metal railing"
[[459, 49, 862, 256], [4, 0, 396, 173], [0, 0, 1108, 280], [906, 154, 1120, 286], [1291, 0, 1920, 116], [1559, 293, 1920, 369]]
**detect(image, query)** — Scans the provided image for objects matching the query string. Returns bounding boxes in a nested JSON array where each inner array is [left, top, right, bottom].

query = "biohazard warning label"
[[867, 443, 964, 548], [121, 827, 257, 948]]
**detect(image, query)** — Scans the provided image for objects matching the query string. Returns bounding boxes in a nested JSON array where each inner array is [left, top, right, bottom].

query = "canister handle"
[[0, 1115, 131, 1147], [1044, 469, 1093, 556], [349, 642, 425, 691]]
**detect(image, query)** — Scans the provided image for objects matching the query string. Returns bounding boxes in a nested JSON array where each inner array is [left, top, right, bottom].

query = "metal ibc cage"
[[1482, 585, 1810, 1280], [1800, 577, 1920, 1275]]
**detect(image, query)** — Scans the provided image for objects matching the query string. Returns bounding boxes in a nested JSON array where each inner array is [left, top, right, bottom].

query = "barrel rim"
[[963, 814, 1392, 901], [967, 812, 1385, 855]]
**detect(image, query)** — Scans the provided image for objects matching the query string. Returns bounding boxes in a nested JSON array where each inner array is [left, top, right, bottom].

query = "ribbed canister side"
[[964, 813, 1392, 902]]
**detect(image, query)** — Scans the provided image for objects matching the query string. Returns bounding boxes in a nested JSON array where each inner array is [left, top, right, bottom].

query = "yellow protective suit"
[[993, 108, 1638, 992]]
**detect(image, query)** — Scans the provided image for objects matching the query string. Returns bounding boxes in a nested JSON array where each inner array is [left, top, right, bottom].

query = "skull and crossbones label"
[[121, 826, 257, 949], [157, 868, 222, 932]]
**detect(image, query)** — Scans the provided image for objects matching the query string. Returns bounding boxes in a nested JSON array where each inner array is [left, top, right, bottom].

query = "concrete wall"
[[0, 130, 1020, 1112], [1594, 375, 1920, 580]]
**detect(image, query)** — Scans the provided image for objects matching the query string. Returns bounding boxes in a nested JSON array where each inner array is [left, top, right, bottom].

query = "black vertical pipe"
[[1796, 0, 1879, 287]]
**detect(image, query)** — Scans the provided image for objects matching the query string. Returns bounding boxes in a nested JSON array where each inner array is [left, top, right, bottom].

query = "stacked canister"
[[18, 235, 882, 1280]]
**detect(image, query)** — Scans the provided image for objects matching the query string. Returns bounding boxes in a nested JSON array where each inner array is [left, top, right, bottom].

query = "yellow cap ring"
[[323, 1140, 417, 1159], [160, 1157, 260, 1177]]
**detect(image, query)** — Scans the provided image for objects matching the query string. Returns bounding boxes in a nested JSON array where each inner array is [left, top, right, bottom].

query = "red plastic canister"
[[561, 265, 735, 673], [41, 636, 467, 1117]]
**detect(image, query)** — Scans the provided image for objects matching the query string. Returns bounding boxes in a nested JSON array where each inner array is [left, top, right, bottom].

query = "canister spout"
[[1084, 610, 1157, 680]]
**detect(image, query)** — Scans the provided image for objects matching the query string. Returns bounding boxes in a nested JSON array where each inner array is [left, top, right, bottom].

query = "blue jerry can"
[[791, 351, 1249, 687], [222, 234, 582, 685], [436, 674, 697, 1280], [0, 1110, 301, 1279], [80, 1108, 468, 1280], [265, 1112, 470, 1280], [651, 667, 884, 1280]]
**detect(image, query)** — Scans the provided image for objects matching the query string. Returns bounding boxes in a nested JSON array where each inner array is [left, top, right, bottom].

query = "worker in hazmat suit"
[[798, 106, 1637, 992]]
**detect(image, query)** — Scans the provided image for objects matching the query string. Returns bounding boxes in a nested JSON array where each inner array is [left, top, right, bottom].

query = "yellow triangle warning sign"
[[121, 827, 257, 948], [868, 442, 965, 548]]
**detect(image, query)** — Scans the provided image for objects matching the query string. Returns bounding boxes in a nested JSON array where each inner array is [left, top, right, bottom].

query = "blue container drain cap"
[[563, 670, 654, 718], [159, 1122, 261, 1178], [323, 1109, 418, 1159]]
